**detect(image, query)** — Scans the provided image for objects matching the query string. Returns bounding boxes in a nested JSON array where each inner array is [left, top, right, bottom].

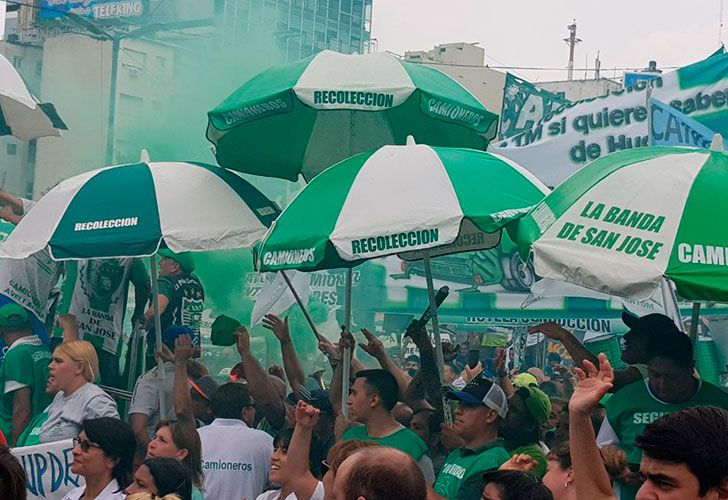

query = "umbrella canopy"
[[207, 50, 498, 182], [0, 53, 66, 141], [516, 136, 728, 301], [257, 143, 549, 272], [0, 161, 279, 260]]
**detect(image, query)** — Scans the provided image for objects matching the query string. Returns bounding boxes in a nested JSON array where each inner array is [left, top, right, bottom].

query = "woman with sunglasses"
[[61, 417, 136, 500], [39, 340, 119, 444], [147, 420, 205, 500], [125, 457, 192, 500], [257, 401, 325, 500]]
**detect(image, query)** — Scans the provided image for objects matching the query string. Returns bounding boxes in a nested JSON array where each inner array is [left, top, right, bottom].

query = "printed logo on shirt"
[[202, 460, 254, 472], [440, 463, 466, 480], [632, 411, 669, 424]]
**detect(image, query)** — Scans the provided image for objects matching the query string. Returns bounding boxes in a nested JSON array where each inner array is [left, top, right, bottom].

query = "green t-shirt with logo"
[[0, 337, 52, 439], [605, 379, 728, 465], [342, 424, 428, 461], [433, 440, 510, 500]]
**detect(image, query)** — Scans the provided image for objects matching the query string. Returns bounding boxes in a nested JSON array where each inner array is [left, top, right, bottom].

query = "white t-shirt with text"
[[198, 417, 274, 500]]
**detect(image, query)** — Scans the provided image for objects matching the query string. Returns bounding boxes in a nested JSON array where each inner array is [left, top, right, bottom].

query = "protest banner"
[[499, 73, 571, 140], [11, 439, 84, 500], [650, 98, 722, 148], [492, 50, 728, 187]]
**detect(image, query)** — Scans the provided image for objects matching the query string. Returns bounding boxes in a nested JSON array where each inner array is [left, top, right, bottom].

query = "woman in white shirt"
[[62, 417, 136, 500], [40, 340, 119, 443], [256, 401, 325, 500]]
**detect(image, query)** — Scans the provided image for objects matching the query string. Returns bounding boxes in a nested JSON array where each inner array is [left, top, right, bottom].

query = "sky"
[[370, 0, 725, 82]]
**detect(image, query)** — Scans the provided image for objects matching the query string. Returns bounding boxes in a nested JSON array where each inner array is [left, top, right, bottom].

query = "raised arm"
[[288, 401, 322, 497], [569, 354, 617, 500], [236, 326, 286, 430], [171, 335, 195, 425], [530, 322, 642, 392], [494, 347, 515, 397], [358, 329, 409, 399], [263, 314, 307, 400]]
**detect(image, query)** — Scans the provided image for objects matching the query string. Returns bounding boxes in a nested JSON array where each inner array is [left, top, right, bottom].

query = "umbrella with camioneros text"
[[0, 161, 280, 416], [257, 139, 549, 418], [515, 135, 728, 307], [207, 50, 498, 182]]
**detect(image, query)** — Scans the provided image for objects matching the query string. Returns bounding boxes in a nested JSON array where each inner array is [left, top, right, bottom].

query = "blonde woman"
[[39, 340, 119, 443]]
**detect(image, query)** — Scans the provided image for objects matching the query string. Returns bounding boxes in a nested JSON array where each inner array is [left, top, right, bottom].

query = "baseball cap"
[[158, 249, 196, 273], [0, 303, 30, 328], [190, 375, 219, 401], [211, 314, 241, 347], [516, 385, 552, 426], [513, 372, 539, 388], [622, 312, 681, 337], [447, 374, 508, 419]]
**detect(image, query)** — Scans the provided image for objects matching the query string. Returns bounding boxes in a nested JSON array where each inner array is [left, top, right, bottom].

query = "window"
[[27, 141, 36, 164], [6, 144, 16, 156], [12, 56, 21, 69], [35, 61, 42, 76]]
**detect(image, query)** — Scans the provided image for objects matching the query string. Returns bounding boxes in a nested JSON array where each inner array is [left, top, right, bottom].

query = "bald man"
[[332, 447, 426, 500]]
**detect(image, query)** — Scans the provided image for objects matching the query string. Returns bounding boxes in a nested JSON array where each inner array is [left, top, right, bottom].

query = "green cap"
[[158, 249, 195, 273], [518, 385, 552, 426], [211, 314, 241, 346], [0, 303, 30, 328], [513, 373, 539, 389]]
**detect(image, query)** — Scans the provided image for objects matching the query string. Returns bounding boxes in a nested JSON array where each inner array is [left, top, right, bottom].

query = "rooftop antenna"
[[564, 20, 582, 81]]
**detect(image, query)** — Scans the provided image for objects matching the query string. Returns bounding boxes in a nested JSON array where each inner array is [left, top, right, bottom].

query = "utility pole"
[[564, 20, 582, 81], [595, 51, 601, 79]]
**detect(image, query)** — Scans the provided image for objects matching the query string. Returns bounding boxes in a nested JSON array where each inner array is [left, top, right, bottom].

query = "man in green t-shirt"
[[499, 384, 551, 479], [598, 332, 728, 500], [431, 374, 511, 500], [0, 303, 52, 445], [342, 369, 435, 484]]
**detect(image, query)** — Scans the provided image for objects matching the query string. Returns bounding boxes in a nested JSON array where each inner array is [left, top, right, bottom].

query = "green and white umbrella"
[[257, 140, 548, 417], [258, 142, 548, 272], [0, 161, 279, 260], [516, 135, 728, 302], [207, 50, 498, 182], [0, 161, 280, 406], [0, 52, 66, 140]]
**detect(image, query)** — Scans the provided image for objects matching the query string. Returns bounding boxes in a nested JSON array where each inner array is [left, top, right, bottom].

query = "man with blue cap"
[[431, 374, 510, 500]]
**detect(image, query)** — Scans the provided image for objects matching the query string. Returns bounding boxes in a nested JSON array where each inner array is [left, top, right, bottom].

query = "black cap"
[[622, 312, 681, 337]]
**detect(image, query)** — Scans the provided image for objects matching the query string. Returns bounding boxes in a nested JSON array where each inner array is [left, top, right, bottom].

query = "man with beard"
[[431, 374, 510, 499]]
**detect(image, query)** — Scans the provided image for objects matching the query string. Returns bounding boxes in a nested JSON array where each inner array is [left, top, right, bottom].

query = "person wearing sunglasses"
[[61, 417, 136, 500], [125, 457, 192, 500]]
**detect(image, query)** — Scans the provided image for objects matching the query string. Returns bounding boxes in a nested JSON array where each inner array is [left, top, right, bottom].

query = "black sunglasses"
[[73, 436, 101, 453], [321, 460, 332, 475]]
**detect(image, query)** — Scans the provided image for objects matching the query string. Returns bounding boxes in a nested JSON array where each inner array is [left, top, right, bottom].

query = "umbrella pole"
[[280, 270, 324, 343], [689, 302, 701, 345], [149, 255, 167, 419], [423, 252, 452, 425], [341, 268, 353, 420], [660, 277, 686, 331]]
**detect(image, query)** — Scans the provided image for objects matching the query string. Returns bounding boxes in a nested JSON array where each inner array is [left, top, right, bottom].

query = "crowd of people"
[[1, 183, 728, 500]]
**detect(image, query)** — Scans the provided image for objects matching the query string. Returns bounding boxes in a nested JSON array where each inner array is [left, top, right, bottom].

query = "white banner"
[[251, 271, 311, 326], [491, 52, 728, 187], [11, 439, 84, 500]]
